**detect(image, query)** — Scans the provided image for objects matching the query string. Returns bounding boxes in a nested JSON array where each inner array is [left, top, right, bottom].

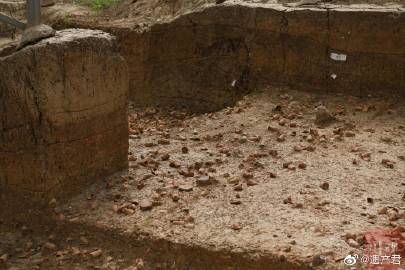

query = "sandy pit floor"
[[1, 87, 405, 270]]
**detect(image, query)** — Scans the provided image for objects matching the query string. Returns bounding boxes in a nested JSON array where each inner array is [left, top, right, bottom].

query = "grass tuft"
[[87, 0, 117, 11]]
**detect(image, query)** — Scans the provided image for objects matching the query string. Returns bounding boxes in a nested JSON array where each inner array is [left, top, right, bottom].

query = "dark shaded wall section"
[[53, 5, 405, 111]]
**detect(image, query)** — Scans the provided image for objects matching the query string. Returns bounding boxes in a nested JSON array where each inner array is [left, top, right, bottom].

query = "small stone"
[[307, 135, 314, 142], [287, 164, 296, 171], [346, 238, 360, 248], [230, 199, 242, 205], [269, 172, 277, 178], [239, 136, 248, 143], [293, 203, 303, 209], [112, 204, 120, 213], [378, 207, 388, 215], [279, 119, 287, 126], [320, 182, 329, 191], [283, 246, 292, 252], [196, 176, 211, 186], [80, 236, 89, 245], [122, 208, 135, 215], [139, 199, 153, 211], [158, 139, 170, 145], [283, 162, 292, 168], [49, 198, 57, 208], [298, 162, 307, 169], [231, 223, 242, 230], [71, 247, 81, 256], [169, 161, 180, 168], [380, 136, 393, 143], [269, 149, 278, 156], [312, 255, 326, 267], [382, 159, 395, 168], [360, 152, 371, 161], [277, 134, 286, 142], [345, 131, 356, 137], [171, 192, 180, 202], [233, 184, 243, 191], [178, 184, 193, 192], [344, 232, 357, 240], [283, 197, 293, 204], [314, 105, 336, 127], [366, 197, 374, 204], [181, 146, 189, 154], [0, 253, 8, 263], [388, 211, 400, 221], [137, 181, 145, 190], [144, 142, 156, 147], [161, 153, 170, 161], [268, 126, 279, 132], [44, 242, 57, 250], [172, 220, 185, 225], [304, 145, 315, 152], [246, 179, 258, 186], [90, 249, 103, 257], [293, 145, 302, 152], [310, 128, 319, 137]]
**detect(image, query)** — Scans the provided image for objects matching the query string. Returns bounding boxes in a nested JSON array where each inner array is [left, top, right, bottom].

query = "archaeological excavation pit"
[[0, 1, 405, 270]]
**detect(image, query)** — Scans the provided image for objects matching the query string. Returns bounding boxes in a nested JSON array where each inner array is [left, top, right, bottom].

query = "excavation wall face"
[[107, 5, 404, 111], [0, 29, 129, 212]]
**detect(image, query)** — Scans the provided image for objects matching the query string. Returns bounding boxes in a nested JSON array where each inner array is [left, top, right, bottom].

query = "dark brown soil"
[[2, 86, 403, 270]]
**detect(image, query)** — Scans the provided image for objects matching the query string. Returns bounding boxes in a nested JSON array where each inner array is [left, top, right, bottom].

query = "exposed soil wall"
[[56, 4, 404, 112], [0, 29, 129, 216], [128, 5, 404, 110]]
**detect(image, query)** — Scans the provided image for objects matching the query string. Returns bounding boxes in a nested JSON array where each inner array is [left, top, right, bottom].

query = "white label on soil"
[[330, 52, 347, 61]]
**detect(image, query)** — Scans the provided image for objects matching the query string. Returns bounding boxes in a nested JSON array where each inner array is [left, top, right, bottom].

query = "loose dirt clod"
[[320, 182, 330, 191], [139, 199, 153, 211], [314, 106, 336, 127], [90, 249, 103, 257]]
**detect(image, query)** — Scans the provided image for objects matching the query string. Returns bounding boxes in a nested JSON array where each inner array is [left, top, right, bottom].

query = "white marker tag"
[[330, 52, 347, 61]]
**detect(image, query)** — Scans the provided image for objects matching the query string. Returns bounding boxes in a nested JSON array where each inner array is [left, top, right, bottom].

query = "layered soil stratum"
[[0, 1, 404, 270]]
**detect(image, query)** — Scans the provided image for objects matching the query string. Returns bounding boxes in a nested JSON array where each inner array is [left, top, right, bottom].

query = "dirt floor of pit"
[[1, 86, 404, 270]]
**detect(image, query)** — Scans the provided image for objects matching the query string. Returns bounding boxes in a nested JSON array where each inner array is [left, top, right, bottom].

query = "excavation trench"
[[51, 3, 405, 112], [0, 3, 405, 270]]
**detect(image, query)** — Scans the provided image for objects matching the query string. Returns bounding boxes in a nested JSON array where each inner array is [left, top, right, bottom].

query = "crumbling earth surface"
[[2, 87, 404, 269]]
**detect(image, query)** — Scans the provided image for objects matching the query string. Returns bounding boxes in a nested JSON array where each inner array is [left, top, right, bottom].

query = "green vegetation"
[[85, 0, 118, 11]]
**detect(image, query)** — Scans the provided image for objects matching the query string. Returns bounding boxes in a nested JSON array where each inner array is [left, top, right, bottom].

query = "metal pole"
[[0, 12, 26, 30], [1, 0, 55, 48], [27, 0, 41, 27]]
